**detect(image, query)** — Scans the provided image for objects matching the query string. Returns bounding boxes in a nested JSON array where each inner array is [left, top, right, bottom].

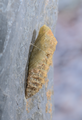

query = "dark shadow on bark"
[[0, 13, 7, 53], [24, 29, 37, 98]]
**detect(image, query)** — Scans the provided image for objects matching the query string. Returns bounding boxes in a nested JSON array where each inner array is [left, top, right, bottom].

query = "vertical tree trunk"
[[0, 0, 58, 120]]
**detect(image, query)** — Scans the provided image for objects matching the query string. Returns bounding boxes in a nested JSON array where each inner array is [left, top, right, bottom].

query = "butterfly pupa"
[[25, 25, 57, 99]]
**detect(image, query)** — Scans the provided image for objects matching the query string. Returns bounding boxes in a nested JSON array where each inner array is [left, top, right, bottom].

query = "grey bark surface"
[[0, 0, 58, 120]]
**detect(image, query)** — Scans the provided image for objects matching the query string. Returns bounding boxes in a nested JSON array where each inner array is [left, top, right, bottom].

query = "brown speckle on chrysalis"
[[25, 25, 57, 99]]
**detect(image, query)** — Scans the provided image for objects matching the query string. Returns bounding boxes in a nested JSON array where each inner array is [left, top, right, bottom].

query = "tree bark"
[[0, 0, 58, 120]]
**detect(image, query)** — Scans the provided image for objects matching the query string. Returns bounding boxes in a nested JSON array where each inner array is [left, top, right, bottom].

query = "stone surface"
[[0, 0, 58, 120]]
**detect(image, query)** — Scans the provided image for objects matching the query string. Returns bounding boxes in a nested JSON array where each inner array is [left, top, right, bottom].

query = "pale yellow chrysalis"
[[25, 25, 57, 99]]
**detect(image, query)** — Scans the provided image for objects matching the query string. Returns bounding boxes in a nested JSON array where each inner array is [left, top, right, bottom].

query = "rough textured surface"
[[0, 0, 58, 120]]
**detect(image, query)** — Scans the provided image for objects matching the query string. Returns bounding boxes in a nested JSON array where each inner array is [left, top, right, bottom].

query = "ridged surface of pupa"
[[25, 25, 57, 98]]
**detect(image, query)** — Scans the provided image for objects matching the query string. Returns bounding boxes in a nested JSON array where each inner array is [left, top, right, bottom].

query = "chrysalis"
[[25, 25, 57, 99]]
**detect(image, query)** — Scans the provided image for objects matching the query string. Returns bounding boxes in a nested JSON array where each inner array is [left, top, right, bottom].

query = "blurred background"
[[53, 0, 82, 120]]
